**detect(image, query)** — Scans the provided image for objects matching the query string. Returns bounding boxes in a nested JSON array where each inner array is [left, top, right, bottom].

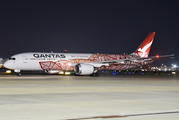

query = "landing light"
[[59, 71, 64, 74], [6, 70, 11, 73], [65, 72, 71, 75]]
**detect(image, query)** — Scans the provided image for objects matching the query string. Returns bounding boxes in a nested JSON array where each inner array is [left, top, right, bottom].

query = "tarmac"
[[0, 74, 179, 120]]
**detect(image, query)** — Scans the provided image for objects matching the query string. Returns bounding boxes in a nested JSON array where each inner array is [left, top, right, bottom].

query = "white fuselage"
[[3, 32, 157, 75], [4, 52, 153, 72], [4, 53, 92, 70]]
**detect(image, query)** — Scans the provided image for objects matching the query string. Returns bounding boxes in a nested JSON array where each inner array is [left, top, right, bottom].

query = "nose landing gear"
[[16, 73, 21, 76], [14, 69, 21, 76]]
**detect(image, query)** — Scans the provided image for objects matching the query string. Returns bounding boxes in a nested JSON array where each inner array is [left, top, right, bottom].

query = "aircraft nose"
[[4, 61, 9, 68]]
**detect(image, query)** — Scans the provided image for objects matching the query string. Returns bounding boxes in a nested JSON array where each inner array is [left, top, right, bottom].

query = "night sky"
[[0, 0, 178, 66]]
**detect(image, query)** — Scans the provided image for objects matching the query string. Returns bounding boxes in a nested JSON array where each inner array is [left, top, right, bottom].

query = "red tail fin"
[[134, 32, 155, 57]]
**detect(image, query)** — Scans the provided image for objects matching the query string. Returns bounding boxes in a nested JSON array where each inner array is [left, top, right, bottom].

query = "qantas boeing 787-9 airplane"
[[4, 32, 174, 76]]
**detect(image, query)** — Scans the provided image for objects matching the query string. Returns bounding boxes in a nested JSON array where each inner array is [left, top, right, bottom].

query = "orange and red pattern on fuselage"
[[39, 54, 153, 71]]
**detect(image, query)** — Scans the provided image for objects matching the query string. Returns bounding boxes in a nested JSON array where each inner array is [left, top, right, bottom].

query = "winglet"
[[134, 32, 155, 57]]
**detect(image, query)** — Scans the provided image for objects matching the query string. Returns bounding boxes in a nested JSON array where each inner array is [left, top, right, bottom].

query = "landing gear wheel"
[[16, 73, 21, 76], [90, 73, 100, 77], [95, 73, 100, 77], [74, 73, 82, 76]]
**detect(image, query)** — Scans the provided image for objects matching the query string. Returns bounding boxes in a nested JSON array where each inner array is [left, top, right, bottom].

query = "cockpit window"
[[9, 58, 16, 60]]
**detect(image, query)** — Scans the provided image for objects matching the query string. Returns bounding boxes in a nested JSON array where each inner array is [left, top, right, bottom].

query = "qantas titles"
[[33, 54, 66, 58]]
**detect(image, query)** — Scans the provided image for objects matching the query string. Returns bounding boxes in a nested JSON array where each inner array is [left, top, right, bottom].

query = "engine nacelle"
[[74, 63, 94, 75]]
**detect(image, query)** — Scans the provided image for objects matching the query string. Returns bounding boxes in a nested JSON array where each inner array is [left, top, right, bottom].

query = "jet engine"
[[74, 63, 94, 75]]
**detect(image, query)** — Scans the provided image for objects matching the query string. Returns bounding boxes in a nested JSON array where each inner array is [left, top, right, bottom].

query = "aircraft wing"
[[133, 54, 175, 61], [88, 54, 175, 67]]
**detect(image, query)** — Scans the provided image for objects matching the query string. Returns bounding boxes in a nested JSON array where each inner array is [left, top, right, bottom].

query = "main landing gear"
[[90, 73, 100, 77]]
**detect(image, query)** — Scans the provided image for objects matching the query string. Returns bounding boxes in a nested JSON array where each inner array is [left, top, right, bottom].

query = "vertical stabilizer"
[[134, 32, 155, 57]]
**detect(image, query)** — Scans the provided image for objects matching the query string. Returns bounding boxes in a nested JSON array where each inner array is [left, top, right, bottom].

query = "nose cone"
[[4, 61, 10, 69]]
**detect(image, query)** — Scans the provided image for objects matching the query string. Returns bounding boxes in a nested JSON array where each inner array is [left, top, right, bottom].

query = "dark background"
[[0, 0, 178, 66]]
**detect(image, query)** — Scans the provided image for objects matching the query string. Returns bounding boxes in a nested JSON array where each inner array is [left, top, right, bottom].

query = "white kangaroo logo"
[[137, 40, 153, 57]]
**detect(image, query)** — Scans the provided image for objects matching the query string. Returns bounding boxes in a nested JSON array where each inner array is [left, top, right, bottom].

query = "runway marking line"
[[65, 111, 179, 120]]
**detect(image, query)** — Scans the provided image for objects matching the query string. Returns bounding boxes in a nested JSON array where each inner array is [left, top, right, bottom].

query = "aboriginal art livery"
[[3, 32, 174, 76]]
